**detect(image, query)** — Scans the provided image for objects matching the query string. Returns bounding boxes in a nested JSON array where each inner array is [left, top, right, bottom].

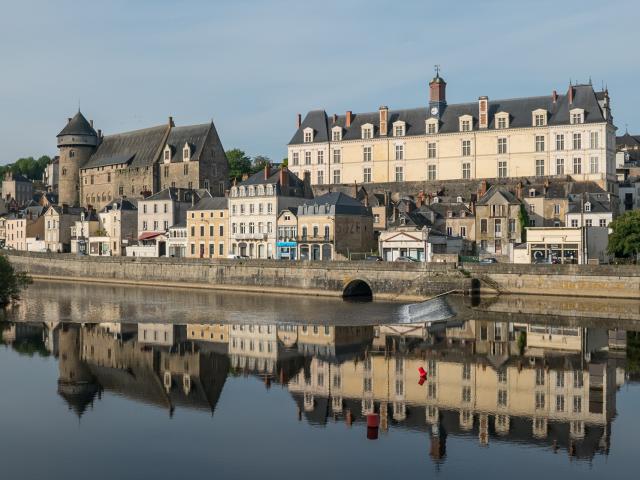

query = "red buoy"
[[367, 427, 379, 440], [418, 367, 427, 377], [367, 413, 380, 428], [418, 376, 426, 386]]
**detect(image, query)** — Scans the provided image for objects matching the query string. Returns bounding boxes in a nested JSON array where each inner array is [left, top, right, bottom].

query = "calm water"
[[1, 281, 639, 480]]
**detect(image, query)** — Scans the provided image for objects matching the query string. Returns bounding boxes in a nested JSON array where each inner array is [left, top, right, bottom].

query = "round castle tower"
[[56, 111, 99, 206]]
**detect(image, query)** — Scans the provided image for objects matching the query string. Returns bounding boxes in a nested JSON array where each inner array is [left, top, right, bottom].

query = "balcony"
[[298, 235, 332, 243], [234, 233, 268, 240]]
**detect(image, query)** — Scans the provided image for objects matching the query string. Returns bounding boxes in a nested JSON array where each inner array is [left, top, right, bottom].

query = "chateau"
[[287, 73, 616, 191], [56, 112, 229, 209]]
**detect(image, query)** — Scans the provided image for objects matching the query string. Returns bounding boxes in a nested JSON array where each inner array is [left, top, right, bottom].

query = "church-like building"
[[56, 112, 229, 209]]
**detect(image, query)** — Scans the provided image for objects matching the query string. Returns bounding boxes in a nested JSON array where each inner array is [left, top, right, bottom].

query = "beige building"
[[296, 192, 375, 261], [228, 166, 311, 259], [520, 181, 568, 228], [186, 196, 228, 258], [276, 208, 298, 260], [1, 172, 33, 207], [475, 185, 523, 257], [5, 207, 45, 251], [514, 226, 610, 265], [288, 75, 616, 191], [0, 216, 6, 246], [43, 205, 83, 252], [70, 211, 100, 254], [91, 198, 138, 256]]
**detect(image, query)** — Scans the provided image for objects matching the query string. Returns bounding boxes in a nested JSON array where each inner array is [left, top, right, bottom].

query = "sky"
[[0, 0, 638, 164]]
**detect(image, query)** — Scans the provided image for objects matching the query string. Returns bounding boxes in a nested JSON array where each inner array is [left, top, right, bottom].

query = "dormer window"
[[495, 113, 509, 129], [456, 196, 463, 203], [532, 109, 547, 127], [459, 115, 473, 132], [584, 202, 591, 212], [529, 188, 536, 197], [332, 127, 342, 141], [432, 197, 440, 204], [447, 210, 453, 218], [361, 124, 373, 139], [570, 108, 584, 125], [183, 143, 191, 162], [426, 118, 438, 134], [303, 128, 314, 143], [163, 145, 171, 163], [392, 121, 406, 137]]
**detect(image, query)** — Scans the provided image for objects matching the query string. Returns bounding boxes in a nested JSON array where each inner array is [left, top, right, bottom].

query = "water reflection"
[[1, 315, 633, 465]]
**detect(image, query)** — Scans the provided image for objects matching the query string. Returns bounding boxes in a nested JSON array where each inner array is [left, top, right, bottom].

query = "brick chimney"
[[333, 113, 338, 124], [478, 96, 488, 129], [168, 116, 174, 127], [515, 181, 523, 200], [296, 113, 301, 129], [303, 171, 312, 198], [264, 163, 271, 180], [478, 180, 488, 198], [353, 181, 358, 198], [568, 84, 574, 104], [242, 173, 249, 181], [379, 106, 388, 136], [429, 73, 447, 104], [346, 110, 353, 128], [279, 167, 289, 191], [552, 90, 558, 103], [416, 191, 425, 208]]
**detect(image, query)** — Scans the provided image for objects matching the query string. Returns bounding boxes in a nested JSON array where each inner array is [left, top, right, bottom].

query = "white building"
[[566, 192, 614, 229]]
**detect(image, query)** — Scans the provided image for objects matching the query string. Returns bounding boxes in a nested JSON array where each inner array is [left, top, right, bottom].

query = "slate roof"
[[3, 173, 31, 183], [240, 168, 304, 189], [425, 202, 474, 218], [142, 187, 209, 203], [617, 132, 640, 148], [476, 185, 520, 205], [165, 123, 211, 163], [298, 192, 371, 216], [82, 124, 169, 170], [567, 193, 612, 214], [99, 198, 138, 212], [188, 196, 228, 211], [289, 84, 607, 145], [57, 111, 97, 138]]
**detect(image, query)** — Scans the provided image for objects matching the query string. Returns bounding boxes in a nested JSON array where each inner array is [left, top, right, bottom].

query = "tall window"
[[292, 152, 299, 166], [332, 130, 341, 141], [304, 131, 312, 143], [394, 125, 404, 136], [590, 131, 599, 149], [556, 158, 565, 175], [536, 159, 545, 176], [461, 119, 471, 132], [497, 138, 507, 154], [573, 133, 582, 150], [556, 134, 565, 150], [317, 151, 324, 164], [571, 112, 583, 124], [395, 144, 404, 160], [535, 135, 545, 152], [534, 113, 545, 126], [395, 166, 404, 182], [498, 161, 507, 178], [462, 162, 471, 179], [590, 156, 599, 173], [333, 149, 341, 164], [497, 117, 507, 129], [304, 151, 311, 165], [462, 140, 471, 157], [573, 157, 582, 174], [363, 167, 371, 183], [333, 169, 341, 184], [362, 127, 372, 139], [480, 219, 487, 233], [427, 164, 437, 180], [363, 146, 372, 162], [427, 142, 436, 159], [427, 122, 436, 134], [317, 171, 324, 185]]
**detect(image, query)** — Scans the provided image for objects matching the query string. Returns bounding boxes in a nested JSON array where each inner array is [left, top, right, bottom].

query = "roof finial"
[[78, 98, 81, 113], [434, 64, 441, 77], [588, 76, 592, 85], [625, 123, 628, 135]]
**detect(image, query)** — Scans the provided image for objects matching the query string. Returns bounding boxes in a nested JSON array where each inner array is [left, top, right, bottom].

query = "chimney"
[[379, 106, 388, 136], [279, 166, 289, 191], [303, 170, 312, 198], [568, 85, 574, 104], [333, 113, 338, 124], [168, 116, 174, 127], [90, 119, 94, 128], [478, 96, 488, 129], [264, 163, 271, 180], [470, 200, 476, 215], [478, 180, 488, 198], [241, 173, 249, 181], [515, 181, 523, 200], [544, 178, 550, 195], [346, 110, 352, 128], [416, 191, 425, 208], [552, 90, 558, 103], [68, 117, 72, 123], [429, 73, 447, 105], [98, 129, 102, 139], [296, 113, 302, 129]]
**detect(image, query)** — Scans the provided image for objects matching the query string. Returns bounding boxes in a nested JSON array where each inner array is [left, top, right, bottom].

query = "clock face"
[[431, 107, 438, 115]]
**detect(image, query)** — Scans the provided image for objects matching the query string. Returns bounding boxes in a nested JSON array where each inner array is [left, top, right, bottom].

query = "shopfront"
[[276, 241, 297, 260], [530, 242, 579, 264]]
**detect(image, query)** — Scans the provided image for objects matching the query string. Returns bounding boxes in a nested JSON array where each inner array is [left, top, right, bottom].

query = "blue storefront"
[[276, 241, 297, 260]]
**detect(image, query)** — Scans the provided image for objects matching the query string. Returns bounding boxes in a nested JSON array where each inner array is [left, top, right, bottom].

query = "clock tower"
[[429, 66, 447, 119]]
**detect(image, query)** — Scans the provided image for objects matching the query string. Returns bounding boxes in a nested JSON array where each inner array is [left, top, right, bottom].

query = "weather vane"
[[434, 64, 441, 76]]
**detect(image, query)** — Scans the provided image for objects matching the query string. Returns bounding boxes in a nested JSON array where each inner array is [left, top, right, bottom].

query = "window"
[[333, 149, 341, 164], [573, 396, 582, 413], [304, 151, 311, 165], [462, 363, 471, 380], [498, 370, 507, 384], [427, 121, 437, 134], [599, 219, 606, 227], [556, 371, 565, 388], [462, 386, 471, 403], [535, 391, 545, 410], [497, 138, 507, 154], [458, 140, 471, 158], [495, 218, 502, 235], [571, 219, 578, 227], [461, 119, 471, 132], [585, 219, 593, 227], [333, 169, 341, 184], [462, 162, 471, 179], [219, 243, 224, 255], [427, 164, 437, 181], [183, 147, 190, 161], [332, 129, 341, 141], [498, 161, 507, 178], [573, 370, 584, 388], [556, 158, 565, 175], [200, 226, 205, 236], [317, 151, 324, 164], [534, 113, 546, 126], [556, 134, 565, 150], [363, 167, 372, 183], [584, 202, 591, 212], [554, 204, 560, 215], [497, 116, 507, 129], [304, 130, 312, 143], [590, 131, 599, 149], [556, 395, 565, 412], [219, 225, 224, 236], [184, 164, 189, 175], [536, 159, 545, 176], [427, 142, 436, 159], [497, 390, 507, 407], [292, 152, 299, 166], [395, 144, 404, 160], [536, 369, 545, 386], [317, 171, 324, 184], [460, 226, 467, 237], [394, 124, 404, 136], [362, 127, 372, 139], [571, 112, 583, 124], [363, 146, 372, 162], [590, 156, 599, 173], [535, 135, 545, 152], [573, 133, 582, 150], [395, 166, 403, 182], [573, 157, 582, 174], [480, 219, 488, 233]]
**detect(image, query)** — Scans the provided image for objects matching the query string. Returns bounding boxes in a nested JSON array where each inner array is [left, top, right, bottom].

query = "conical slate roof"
[[57, 111, 97, 137]]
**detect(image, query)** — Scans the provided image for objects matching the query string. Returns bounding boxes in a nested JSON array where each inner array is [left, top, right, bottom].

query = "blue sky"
[[0, 0, 637, 164]]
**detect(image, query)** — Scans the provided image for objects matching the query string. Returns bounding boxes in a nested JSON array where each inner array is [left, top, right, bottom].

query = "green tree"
[[518, 204, 530, 243], [281, 157, 288, 168], [0, 255, 32, 307], [251, 155, 271, 174], [608, 210, 640, 258], [226, 149, 252, 181], [0, 155, 51, 181]]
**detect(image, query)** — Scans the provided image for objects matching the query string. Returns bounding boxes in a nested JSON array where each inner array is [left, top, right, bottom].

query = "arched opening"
[[343, 279, 373, 301]]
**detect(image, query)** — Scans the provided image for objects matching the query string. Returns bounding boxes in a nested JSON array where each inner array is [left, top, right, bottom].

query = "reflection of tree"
[[628, 332, 640, 375], [10, 336, 50, 357]]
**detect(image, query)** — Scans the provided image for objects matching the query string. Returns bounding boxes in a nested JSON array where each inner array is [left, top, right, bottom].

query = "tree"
[[608, 210, 640, 258], [0, 155, 51, 181], [518, 204, 530, 243], [226, 149, 252, 181], [0, 255, 32, 307], [281, 157, 288, 168], [251, 155, 271, 174]]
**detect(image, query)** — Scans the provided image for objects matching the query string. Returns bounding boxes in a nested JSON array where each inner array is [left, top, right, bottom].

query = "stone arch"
[[343, 279, 373, 300]]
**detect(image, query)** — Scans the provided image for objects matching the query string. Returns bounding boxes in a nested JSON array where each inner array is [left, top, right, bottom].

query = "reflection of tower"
[[57, 324, 99, 417], [429, 423, 447, 466]]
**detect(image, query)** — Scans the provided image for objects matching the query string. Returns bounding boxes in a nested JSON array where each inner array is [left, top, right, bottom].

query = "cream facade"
[[288, 78, 616, 191], [43, 206, 83, 253], [186, 197, 228, 259]]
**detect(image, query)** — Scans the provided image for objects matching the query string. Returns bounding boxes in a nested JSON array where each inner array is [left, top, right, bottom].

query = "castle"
[[56, 111, 229, 209]]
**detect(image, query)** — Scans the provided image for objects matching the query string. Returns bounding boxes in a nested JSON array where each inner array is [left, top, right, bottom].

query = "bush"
[[0, 255, 31, 307]]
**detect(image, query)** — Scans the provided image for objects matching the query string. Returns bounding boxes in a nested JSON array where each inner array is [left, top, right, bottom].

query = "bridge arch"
[[342, 279, 373, 300]]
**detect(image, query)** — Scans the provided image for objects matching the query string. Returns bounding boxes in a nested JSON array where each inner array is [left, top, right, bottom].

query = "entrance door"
[[199, 244, 205, 258], [158, 241, 166, 257], [258, 244, 265, 258], [311, 244, 320, 261]]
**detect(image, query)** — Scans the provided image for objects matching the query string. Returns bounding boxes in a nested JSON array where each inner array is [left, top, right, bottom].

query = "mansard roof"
[[57, 111, 97, 138], [164, 123, 212, 163], [188, 196, 228, 211], [298, 192, 370, 216], [289, 84, 607, 145]]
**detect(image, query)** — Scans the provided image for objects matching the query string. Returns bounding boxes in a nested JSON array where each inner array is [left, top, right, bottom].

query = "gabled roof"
[[141, 187, 208, 203], [57, 111, 97, 138], [188, 196, 227, 211], [567, 193, 612, 214], [617, 132, 640, 148], [164, 124, 211, 163], [476, 185, 520, 205], [298, 192, 370, 216], [289, 84, 607, 145], [99, 198, 138, 213], [83, 124, 169, 170]]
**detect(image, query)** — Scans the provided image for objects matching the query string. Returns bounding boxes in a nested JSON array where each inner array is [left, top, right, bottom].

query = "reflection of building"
[[138, 323, 186, 347]]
